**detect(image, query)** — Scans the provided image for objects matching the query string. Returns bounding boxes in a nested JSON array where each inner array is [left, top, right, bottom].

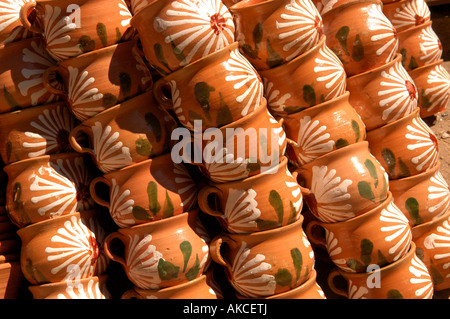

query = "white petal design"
[[58, 278, 110, 299], [203, 147, 249, 183], [418, 25, 442, 64], [314, 45, 346, 100], [130, 0, 149, 15], [109, 178, 135, 228], [286, 168, 303, 214], [263, 78, 291, 116], [348, 280, 369, 299], [173, 162, 197, 210], [423, 216, 450, 276], [428, 171, 450, 217], [314, 0, 338, 15], [423, 63, 450, 112], [409, 253, 434, 298], [132, 46, 152, 87], [0, 0, 34, 44], [390, 0, 430, 31], [324, 229, 350, 271], [223, 188, 262, 233], [169, 79, 193, 130], [81, 214, 109, 275], [118, 0, 132, 27]]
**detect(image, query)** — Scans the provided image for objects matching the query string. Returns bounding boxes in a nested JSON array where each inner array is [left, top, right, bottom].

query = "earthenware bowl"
[[382, 0, 430, 32], [0, 0, 37, 44]]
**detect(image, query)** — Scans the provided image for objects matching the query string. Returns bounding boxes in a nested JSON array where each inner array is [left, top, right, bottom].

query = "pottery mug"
[[382, 0, 430, 33], [19, 0, 134, 61], [89, 153, 198, 228], [282, 91, 366, 167], [130, 0, 235, 76], [327, 242, 434, 299], [42, 39, 153, 122], [366, 109, 439, 179], [0, 0, 37, 44], [153, 42, 263, 131], [198, 156, 303, 233], [229, 0, 323, 70], [69, 90, 177, 173], [103, 210, 210, 290]]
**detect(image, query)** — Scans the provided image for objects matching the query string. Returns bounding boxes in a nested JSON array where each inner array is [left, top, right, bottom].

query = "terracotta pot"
[[104, 210, 210, 290], [130, 0, 235, 76], [408, 59, 450, 118], [397, 21, 442, 72], [321, 0, 398, 76], [19, 0, 134, 61], [42, 39, 153, 122], [28, 275, 111, 299], [129, 0, 152, 15], [382, 0, 430, 33], [306, 192, 412, 272], [366, 109, 439, 179], [4, 152, 98, 228], [0, 101, 78, 165], [153, 42, 263, 131], [0, 0, 37, 44], [210, 215, 314, 297], [198, 156, 303, 233], [258, 35, 346, 117], [282, 92, 366, 167], [390, 161, 449, 227], [17, 211, 108, 285], [0, 37, 60, 113], [0, 261, 24, 299], [412, 209, 450, 291], [347, 54, 418, 132], [311, 0, 354, 15], [294, 141, 389, 223], [327, 242, 434, 298], [89, 153, 198, 228], [69, 91, 177, 173], [229, 0, 323, 70]]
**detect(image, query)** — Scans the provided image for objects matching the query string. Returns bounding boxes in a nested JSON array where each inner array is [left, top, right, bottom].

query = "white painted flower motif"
[[423, 215, 450, 277], [109, 178, 135, 228], [223, 188, 262, 233], [314, 45, 346, 100], [268, 111, 286, 150], [348, 280, 369, 299], [313, 0, 338, 15], [302, 230, 315, 260], [173, 163, 197, 210], [324, 230, 351, 271], [80, 214, 109, 275], [132, 46, 152, 87], [390, 0, 430, 31], [286, 168, 303, 214], [378, 60, 418, 122], [423, 63, 450, 112], [428, 170, 450, 217], [276, 0, 323, 61], [203, 147, 249, 183], [0, 0, 34, 44], [118, 0, 132, 27], [130, 0, 149, 15], [58, 278, 111, 299], [263, 78, 291, 116], [405, 116, 439, 171], [224, 48, 263, 117], [91, 121, 134, 173], [169, 80, 193, 130], [409, 252, 434, 298], [418, 25, 442, 64], [229, 241, 276, 297]]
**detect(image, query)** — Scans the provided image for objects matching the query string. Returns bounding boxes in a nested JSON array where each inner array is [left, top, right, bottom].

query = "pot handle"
[[69, 125, 95, 157], [291, 169, 311, 196], [103, 231, 127, 267], [327, 268, 348, 298], [89, 176, 111, 209], [197, 186, 223, 218], [121, 289, 141, 299], [42, 65, 67, 96], [304, 220, 327, 248], [209, 235, 232, 271], [152, 78, 173, 110], [19, 1, 42, 34]]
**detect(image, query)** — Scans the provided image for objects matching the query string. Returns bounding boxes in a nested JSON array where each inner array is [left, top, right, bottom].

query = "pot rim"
[[0, 101, 67, 121], [321, 0, 382, 19], [408, 59, 444, 77], [397, 19, 433, 38], [411, 207, 450, 236], [366, 107, 420, 137], [389, 161, 440, 188], [133, 274, 207, 295], [347, 54, 402, 82]]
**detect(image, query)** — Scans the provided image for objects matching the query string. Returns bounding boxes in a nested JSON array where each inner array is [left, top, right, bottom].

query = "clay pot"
[[366, 109, 439, 179], [306, 192, 412, 272], [17, 211, 108, 285], [412, 209, 450, 291], [327, 242, 434, 299], [294, 141, 389, 223], [409, 59, 450, 118], [258, 35, 347, 117], [0, 261, 24, 299], [390, 161, 449, 227], [397, 21, 442, 72], [69, 91, 177, 173], [210, 215, 315, 297], [42, 39, 153, 122], [89, 153, 198, 228], [129, 0, 151, 15], [311, 0, 354, 15], [0, 37, 60, 113], [153, 42, 263, 131], [321, 0, 398, 76], [0, 0, 37, 44], [229, 0, 323, 70], [382, 0, 430, 33], [28, 275, 111, 299], [19, 0, 134, 61], [0, 101, 78, 165], [198, 156, 303, 233], [130, 0, 235, 76], [104, 210, 210, 290], [282, 92, 366, 167], [347, 54, 418, 131]]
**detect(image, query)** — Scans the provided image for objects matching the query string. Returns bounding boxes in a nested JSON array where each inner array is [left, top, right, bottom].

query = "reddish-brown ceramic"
[[42, 39, 153, 122], [0, 261, 24, 299], [327, 242, 434, 299], [366, 109, 439, 179], [294, 141, 389, 223], [408, 59, 449, 118], [0, 101, 78, 165], [198, 156, 303, 233], [306, 192, 412, 272], [321, 0, 398, 77], [130, 0, 235, 76], [153, 42, 263, 131], [258, 35, 347, 117], [0, 37, 60, 113], [104, 210, 210, 290], [17, 211, 108, 285], [390, 162, 449, 227], [129, 0, 151, 15], [397, 21, 442, 72], [29, 275, 111, 299], [412, 209, 450, 291], [19, 0, 134, 61], [311, 0, 354, 15], [347, 54, 418, 131], [89, 153, 198, 228], [282, 92, 366, 167], [210, 215, 314, 297], [0, 0, 37, 44], [69, 91, 177, 173], [4, 152, 98, 228], [382, 0, 430, 33]]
